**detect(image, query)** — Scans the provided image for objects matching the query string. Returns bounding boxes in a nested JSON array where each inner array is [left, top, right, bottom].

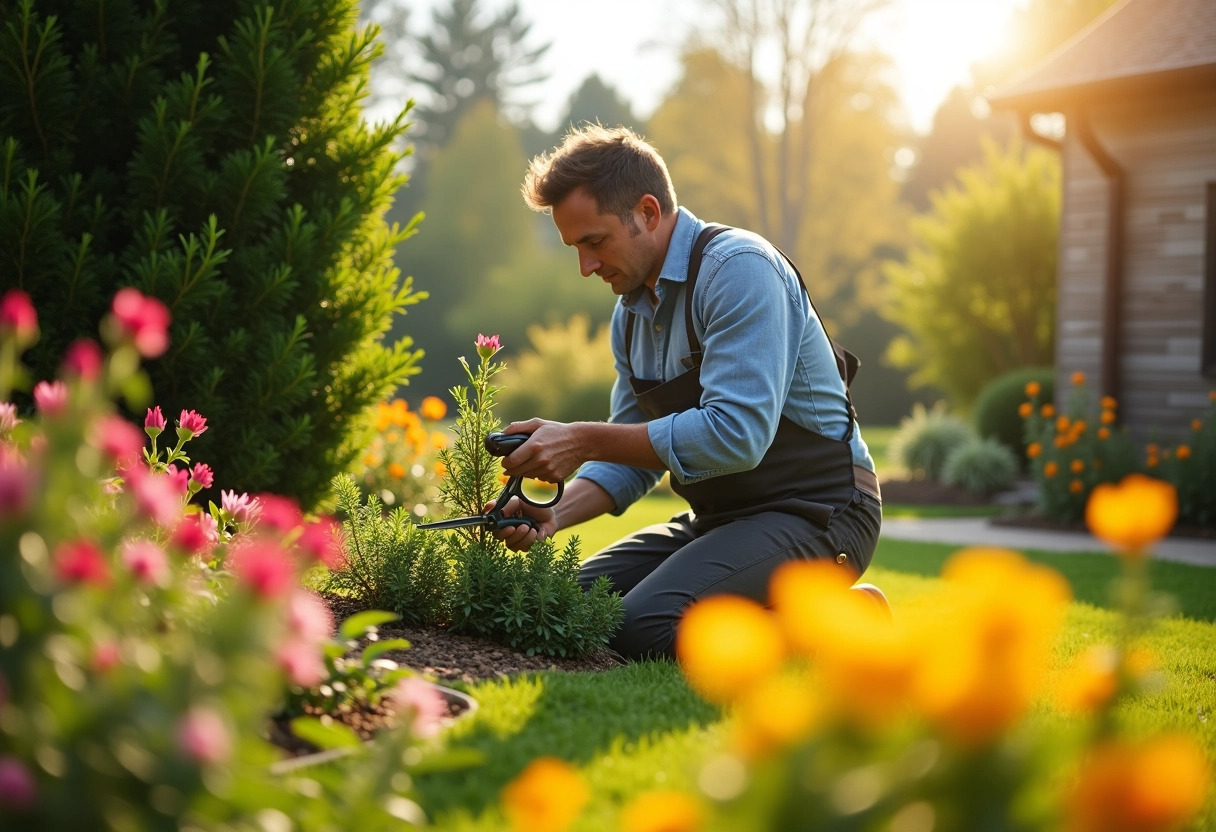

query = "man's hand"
[[486, 493, 557, 552], [500, 418, 586, 483]]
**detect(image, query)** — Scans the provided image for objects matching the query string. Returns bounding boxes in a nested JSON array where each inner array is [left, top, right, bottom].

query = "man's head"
[[522, 126, 679, 296]]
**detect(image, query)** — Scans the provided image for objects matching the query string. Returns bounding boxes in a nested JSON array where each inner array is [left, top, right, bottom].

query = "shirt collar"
[[620, 207, 702, 311]]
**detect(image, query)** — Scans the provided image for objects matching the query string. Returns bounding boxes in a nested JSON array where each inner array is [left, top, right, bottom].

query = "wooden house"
[[989, 0, 1216, 440]]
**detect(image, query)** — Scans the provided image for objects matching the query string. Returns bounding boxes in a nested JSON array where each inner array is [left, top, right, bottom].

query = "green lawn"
[[402, 493, 1216, 831]]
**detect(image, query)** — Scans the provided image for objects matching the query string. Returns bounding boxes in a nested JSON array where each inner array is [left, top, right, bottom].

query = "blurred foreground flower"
[[620, 789, 704, 832], [676, 594, 786, 705], [1086, 474, 1178, 556], [500, 757, 588, 832]]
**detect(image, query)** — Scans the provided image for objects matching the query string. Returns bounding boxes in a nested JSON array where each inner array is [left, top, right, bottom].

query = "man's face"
[[551, 186, 659, 297]]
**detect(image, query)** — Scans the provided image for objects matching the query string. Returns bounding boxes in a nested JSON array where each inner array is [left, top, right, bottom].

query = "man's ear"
[[637, 194, 663, 232]]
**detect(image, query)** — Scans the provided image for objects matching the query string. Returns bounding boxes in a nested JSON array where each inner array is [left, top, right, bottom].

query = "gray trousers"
[[577, 488, 882, 661]]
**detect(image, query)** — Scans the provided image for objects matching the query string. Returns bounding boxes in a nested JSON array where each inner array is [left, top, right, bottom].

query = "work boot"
[[850, 582, 893, 622]]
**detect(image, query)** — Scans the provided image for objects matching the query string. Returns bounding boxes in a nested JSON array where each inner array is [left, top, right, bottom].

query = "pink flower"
[[127, 466, 184, 527], [0, 290, 38, 347], [392, 677, 447, 739], [111, 288, 170, 358], [0, 451, 32, 516], [53, 539, 110, 586], [61, 339, 103, 381], [32, 380, 68, 415], [121, 539, 169, 586], [277, 639, 328, 687], [91, 642, 122, 673], [475, 333, 502, 359], [287, 590, 334, 643], [254, 493, 302, 533], [176, 707, 231, 765], [190, 462, 214, 490], [221, 489, 261, 524], [166, 464, 189, 495], [0, 403, 19, 434], [91, 415, 145, 465], [299, 517, 345, 571], [145, 406, 166, 436], [171, 513, 219, 556], [230, 541, 295, 599], [177, 409, 207, 439], [0, 755, 37, 811]]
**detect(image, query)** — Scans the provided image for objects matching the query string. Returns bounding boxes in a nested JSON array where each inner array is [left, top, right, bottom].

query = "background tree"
[[881, 140, 1059, 408], [0, 0, 423, 509]]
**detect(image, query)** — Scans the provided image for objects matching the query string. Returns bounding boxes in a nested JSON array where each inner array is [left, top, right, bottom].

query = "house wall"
[[1056, 84, 1216, 442]]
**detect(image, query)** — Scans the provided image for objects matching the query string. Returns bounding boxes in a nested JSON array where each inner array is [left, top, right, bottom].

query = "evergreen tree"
[[0, 0, 426, 510]]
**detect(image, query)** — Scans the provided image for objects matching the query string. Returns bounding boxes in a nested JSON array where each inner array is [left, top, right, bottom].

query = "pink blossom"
[[127, 466, 183, 527], [392, 677, 447, 739], [475, 332, 502, 359], [0, 451, 32, 516], [221, 490, 261, 524], [171, 513, 219, 557], [166, 464, 189, 495], [277, 639, 328, 687], [230, 540, 295, 599], [190, 462, 213, 490], [254, 493, 302, 533], [32, 380, 68, 415], [177, 409, 208, 439], [0, 290, 38, 346], [0, 403, 19, 434], [91, 415, 145, 465], [176, 707, 231, 765], [91, 642, 122, 673], [111, 288, 170, 358], [53, 540, 110, 586], [121, 539, 169, 585], [61, 339, 103, 381], [299, 517, 345, 571], [0, 755, 37, 811], [145, 405, 166, 434], [287, 590, 334, 643]]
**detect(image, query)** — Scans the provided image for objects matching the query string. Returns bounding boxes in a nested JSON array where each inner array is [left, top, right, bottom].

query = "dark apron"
[[625, 229, 859, 530]]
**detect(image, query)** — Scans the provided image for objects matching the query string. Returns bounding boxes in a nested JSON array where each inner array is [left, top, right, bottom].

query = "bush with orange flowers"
[[358, 395, 451, 519], [657, 476, 1212, 832]]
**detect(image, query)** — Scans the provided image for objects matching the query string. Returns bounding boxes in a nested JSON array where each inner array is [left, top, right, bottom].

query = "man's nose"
[[578, 250, 601, 277]]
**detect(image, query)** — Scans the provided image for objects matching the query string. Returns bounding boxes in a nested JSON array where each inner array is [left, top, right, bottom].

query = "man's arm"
[[499, 419, 663, 482], [494, 476, 617, 552]]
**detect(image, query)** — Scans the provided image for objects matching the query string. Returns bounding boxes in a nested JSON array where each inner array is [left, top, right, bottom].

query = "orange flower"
[[1098, 427, 1111, 440], [363, 453, 378, 467], [430, 431, 448, 450], [1056, 415, 1071, 433], [1085, 475, 1177, 555], [1042, 404, 1056, 418], [1101, 410, 1116, 425], [1057, 645, 1120, 714], [1146, 443, 1159, 455], [1192, 419, 1203, 432], [386, 431, 400, 444], [1055, 436, 1070, 449], [419, 396, 447, 421], [1070, 459, 1085, 473], [1071, 420, 1087, 435], [1176, 445, 1191, 460], [1044, 462, 1059, 478], [1025, 381, 1042, 397], [433, 460, 447, 478], [1209, 390, 1216, 401], [501, 758, 588, 832], [1072, 371, 1085, 385], [1018, 402, 1033, 418], [387, 462, 406, 479], [676, 595, 786, 705], [1027, 442, 1042, 459], [1146, 456, 1159, 468], [1100, 396, 1117, 410], [1070, 480, 1084, 494], [732, 672, 821, 758], [1064, 735, 1211, 832], [620, 790, 704, 832]]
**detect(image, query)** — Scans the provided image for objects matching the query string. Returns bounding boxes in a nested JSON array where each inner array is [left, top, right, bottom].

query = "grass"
[[399, 494, 1216, 831]]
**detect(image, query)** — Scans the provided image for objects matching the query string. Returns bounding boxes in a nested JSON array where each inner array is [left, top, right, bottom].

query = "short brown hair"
[[521, 125, 678, 226]]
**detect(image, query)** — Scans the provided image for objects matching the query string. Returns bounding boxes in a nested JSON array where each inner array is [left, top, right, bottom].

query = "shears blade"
[[415, 515, 491, 531]]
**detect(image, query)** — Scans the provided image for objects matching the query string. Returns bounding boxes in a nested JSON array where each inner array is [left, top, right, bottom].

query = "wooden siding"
[[1056, 85, 1216, 442]]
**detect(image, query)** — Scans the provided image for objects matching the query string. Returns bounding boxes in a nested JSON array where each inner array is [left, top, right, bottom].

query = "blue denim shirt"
[[577, 207, 876, 514]]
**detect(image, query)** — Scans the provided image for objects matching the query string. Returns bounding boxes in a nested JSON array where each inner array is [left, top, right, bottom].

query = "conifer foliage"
[[0, 0, 425, 508]]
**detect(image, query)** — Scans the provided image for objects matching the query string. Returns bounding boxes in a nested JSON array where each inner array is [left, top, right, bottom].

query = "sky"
[[399, 0, 1029, 135]]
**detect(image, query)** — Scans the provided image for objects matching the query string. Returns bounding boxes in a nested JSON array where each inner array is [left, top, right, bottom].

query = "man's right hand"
[[486, 494, 558, 552]]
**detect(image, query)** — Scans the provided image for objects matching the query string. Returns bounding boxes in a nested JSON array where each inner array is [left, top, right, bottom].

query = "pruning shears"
[[416, 432, 563, 532]]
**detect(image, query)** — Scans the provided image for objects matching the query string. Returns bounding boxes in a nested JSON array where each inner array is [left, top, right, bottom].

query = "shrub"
[[942, 436, 1019, 495], [973, 366, 1055, 467], [0, 0, 425, 510], [889, 401, 973, 482]]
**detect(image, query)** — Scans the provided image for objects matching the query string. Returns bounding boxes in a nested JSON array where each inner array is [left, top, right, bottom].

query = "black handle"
[[485, 432, 528, 456]]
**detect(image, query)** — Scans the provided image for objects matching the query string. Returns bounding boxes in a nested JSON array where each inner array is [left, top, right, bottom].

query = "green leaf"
[[339, 610, 400, 640], [289, 716, 362, 750], [405, 747, 486, 775], [361, 638, 410, 664]]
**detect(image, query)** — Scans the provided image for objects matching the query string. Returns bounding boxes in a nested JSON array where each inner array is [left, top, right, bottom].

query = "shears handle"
[[485, 432, 528, 456], [485, 433, 564, 508]]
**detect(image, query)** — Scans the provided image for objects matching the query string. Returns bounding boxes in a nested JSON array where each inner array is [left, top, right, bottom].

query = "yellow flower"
[[1025, 381, 1041, 397], [1072, 371, 1085, 385], [385, 431, 400, 444], [1100, 396, 1117, 410], [387, 462, 406, 479], [676, 595, 786, 705], [501, 758, 588, 832], [389, 398, 409, 428], [620, 790, 704, 832], [1057, 645, 1119, 714], [1041, 404, 1056, 418], [913, 548, 1070, 749], [430, 431, 449, 450], [1176, 445, 1191, 460], [1044, 462, 1059, 478], [731, 672, 821, 759], [432, 460, 447, 478], [362, 453, 378, 467], [1027, 442, 1042, 459], [1085, 475, 1178, 555], [1064, 735, 1212, 832], [419, 395, 447, 421]]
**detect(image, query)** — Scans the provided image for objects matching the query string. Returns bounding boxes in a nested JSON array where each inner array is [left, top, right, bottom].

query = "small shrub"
[[889, 402, 974, 482], [973, 366, 1055, 467], [943, 437, 1019, 495]]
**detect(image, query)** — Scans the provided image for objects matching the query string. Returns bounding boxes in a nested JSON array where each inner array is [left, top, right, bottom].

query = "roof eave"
[[989, 63, 1216, 113]]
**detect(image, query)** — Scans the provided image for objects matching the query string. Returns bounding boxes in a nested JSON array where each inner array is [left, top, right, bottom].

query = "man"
[[491, 125, 883, 661]]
